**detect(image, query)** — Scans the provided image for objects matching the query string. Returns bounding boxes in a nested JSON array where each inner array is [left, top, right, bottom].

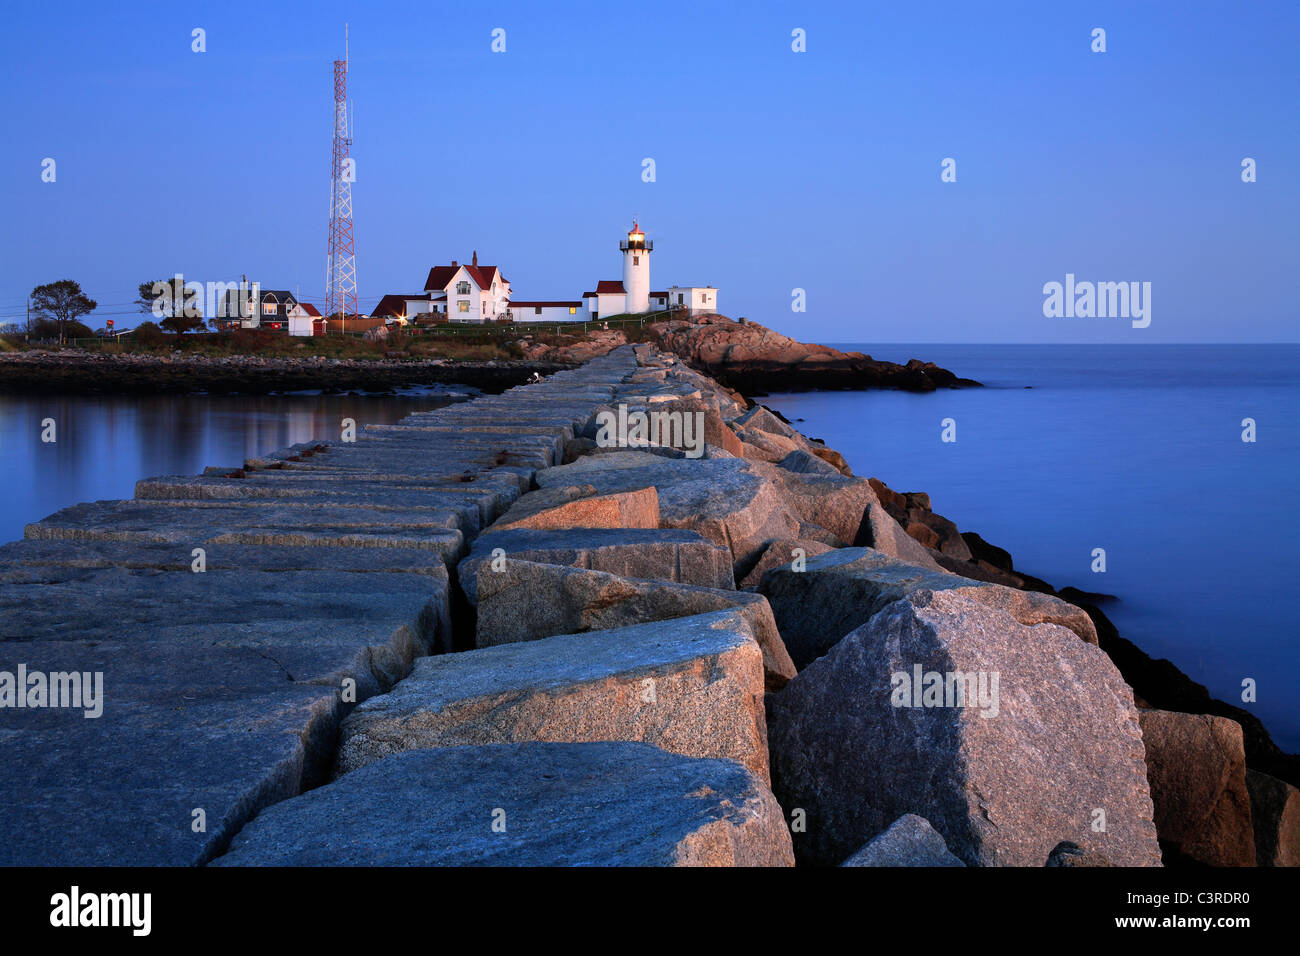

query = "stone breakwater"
[[0, 345, 1294, 866], [0, 350, 569, 395]]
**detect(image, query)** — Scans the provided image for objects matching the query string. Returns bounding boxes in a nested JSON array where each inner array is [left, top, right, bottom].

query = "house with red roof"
[[422, 251, 512, 323]]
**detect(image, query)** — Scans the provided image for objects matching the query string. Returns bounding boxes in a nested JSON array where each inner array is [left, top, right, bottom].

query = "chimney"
[[451, 260, 457, 267], [472, 250, 478, 266]]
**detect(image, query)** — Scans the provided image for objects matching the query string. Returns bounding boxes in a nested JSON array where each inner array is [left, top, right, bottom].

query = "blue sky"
[[2, 0, 1297, 342]]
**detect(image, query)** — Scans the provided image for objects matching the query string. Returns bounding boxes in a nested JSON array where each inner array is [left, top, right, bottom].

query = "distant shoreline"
[[0, 350, 573, 396]]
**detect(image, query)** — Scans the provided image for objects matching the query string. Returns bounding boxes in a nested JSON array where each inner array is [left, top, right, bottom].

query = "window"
[[262, 302, 276, 315], [456, 281, 470, 294], [568, 307, 577, 315], [677, 294, 684, 304], [633, 256, 639, 265], [458, 301, 470, 313], [534, 307, 542, 315]]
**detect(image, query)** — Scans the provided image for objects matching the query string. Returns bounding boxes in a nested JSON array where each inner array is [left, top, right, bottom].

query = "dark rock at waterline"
[[1079, 599, 1300, 790], [961, 531, 1015, 573], [1139, 710, 1256, 867]]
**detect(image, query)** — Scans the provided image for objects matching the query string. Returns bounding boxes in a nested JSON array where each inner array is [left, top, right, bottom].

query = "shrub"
[[131, 321, 167, 345]]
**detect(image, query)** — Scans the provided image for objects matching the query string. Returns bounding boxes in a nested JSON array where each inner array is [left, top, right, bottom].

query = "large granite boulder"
[[474, 559, 796, 690], [748, 462, 878, 547], [737, 538, 835, 590], [760, 547, 1097, 669], [768, 590, 1161, 867], [215, 743, 794, 866], [1138, 710, 1256, 867], [337, 610, 770, 780], [457, 527, 734, 604], [489, 485, 659, 532], [0, 561, 449, 865], [841, 814, 965, 867], [533, 455, 802, 568], [861, 502, 944, 570], [1245, 770, 1300, 867]]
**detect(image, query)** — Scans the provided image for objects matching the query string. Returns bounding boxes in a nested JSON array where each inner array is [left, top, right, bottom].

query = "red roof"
[[424, 266, 459, 291], [424, 262, 506, 292], [595, 280, 626, 294], [372, 293, 429, 317], [511, 301, 583, 308], [299, 303, 321, 316]]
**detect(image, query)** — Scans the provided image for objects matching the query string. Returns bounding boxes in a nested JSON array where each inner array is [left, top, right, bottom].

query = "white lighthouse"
[[619, 220, 652, 314]]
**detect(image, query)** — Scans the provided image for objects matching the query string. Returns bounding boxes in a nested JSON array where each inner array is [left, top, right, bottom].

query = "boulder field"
[[0, 343, 1292, 867]]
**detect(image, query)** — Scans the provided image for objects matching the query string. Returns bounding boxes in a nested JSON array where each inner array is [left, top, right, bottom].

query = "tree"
[[136, 278, 203, 332], [30, 280, 97, 343]]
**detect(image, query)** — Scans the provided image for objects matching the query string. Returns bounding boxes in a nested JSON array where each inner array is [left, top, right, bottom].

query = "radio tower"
[[326, 25, 357, 325]]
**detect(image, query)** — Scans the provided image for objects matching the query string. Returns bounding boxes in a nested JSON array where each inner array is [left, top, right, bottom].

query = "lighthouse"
[[619, 221, 652, 313]]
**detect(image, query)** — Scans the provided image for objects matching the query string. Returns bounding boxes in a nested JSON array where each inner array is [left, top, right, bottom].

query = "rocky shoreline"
[[0, 349, 570, 395], [0, 344, 1293, 867], [0, 313, 980, 398]]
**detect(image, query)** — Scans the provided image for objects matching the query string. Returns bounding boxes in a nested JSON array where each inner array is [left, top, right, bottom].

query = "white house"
[[421, 251, 512, 322]]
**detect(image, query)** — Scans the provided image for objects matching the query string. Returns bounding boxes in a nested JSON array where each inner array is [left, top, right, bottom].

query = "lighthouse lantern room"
[[619, 220, 653, 314]]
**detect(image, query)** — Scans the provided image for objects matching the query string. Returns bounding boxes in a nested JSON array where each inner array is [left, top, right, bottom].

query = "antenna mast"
[[326, 24, 357, 328]]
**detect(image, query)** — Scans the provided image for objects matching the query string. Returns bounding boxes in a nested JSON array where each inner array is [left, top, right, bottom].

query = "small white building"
[[581, 280, 629, 321], [510, 301, 585, 323], [666, 286, 719, 315], [286, 301, 324, 336]]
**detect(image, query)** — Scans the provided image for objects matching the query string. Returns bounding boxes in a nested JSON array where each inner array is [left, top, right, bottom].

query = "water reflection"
[[0, 390, 470, 544]]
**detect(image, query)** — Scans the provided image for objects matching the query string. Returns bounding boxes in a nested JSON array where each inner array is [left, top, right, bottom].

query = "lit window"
[[458, 301, 469, 313], [568, 307, 576, 315], [262, 302, 276, 315]]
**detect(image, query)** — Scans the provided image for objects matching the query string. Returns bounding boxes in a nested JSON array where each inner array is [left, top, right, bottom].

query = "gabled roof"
[[424, 266, 461, 291], [299, 303, 321, 316], [468, 265, 502, 289], [372, 293, 431, 317], [424, 263, 508, 292], [595, 280, 626, 294]]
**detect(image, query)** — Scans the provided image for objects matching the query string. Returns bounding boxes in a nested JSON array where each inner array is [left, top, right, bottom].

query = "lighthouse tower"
[[619, 221, 652, 313]]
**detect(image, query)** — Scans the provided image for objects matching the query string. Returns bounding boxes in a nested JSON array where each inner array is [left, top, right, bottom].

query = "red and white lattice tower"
[[326, 26, 356, 323]]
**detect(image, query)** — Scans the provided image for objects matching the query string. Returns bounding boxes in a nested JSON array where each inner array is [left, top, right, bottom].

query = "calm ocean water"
[[0, 388, 467, 546], [764, 345, 1300, 752]]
